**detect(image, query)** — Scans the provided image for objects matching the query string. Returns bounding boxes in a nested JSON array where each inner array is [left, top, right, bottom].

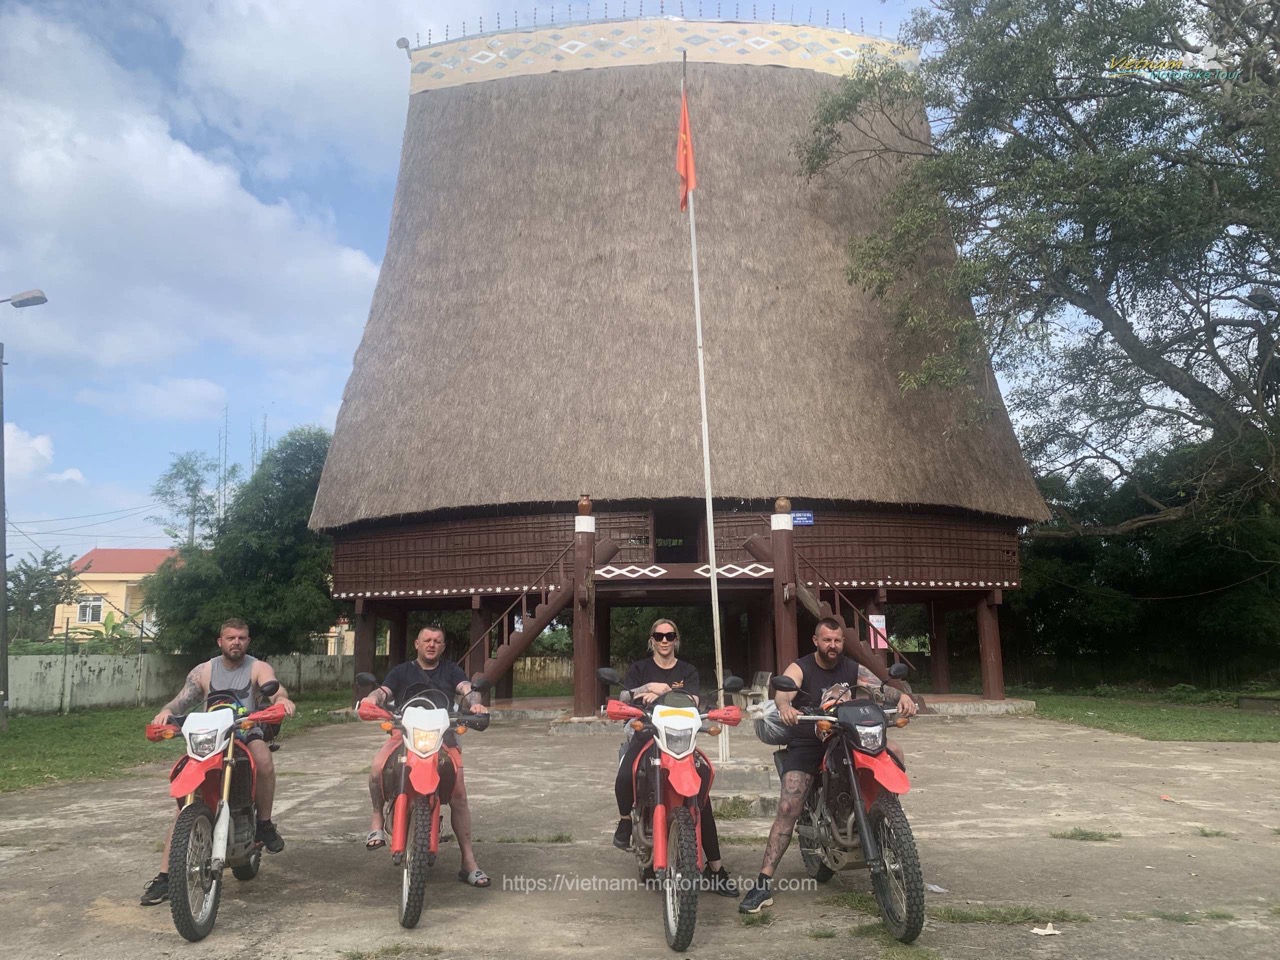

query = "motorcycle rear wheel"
[[398, 795, 435, 929], [797, 792, 836, 882], [168, 802, 221, 942], [868, 794, 925, 943], [661, 805, 699, 951]]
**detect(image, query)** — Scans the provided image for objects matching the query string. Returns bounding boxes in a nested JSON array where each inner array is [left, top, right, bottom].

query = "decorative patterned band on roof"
[[409, 18, 917, 94]]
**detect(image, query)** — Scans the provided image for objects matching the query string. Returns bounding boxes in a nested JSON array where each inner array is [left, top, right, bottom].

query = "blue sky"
[[1, 0, 910, 562]]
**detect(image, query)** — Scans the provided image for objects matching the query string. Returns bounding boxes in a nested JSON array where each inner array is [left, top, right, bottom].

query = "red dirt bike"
[[771, 666, 925, 943], [355, 672, 492, 928], [597, 667, 745, 951], [144, 680, 288, 942]]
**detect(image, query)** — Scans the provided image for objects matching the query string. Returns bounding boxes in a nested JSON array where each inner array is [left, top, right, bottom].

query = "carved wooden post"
[[928, 600, 951, 693], [387, 608, 409, 668], [976, 590, 1005, 700], [571, 495, 599, 716], [770, 497, 798, 674]]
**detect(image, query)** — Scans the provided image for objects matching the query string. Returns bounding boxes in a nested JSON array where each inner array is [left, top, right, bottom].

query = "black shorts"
[[777, 737, 827, 778]]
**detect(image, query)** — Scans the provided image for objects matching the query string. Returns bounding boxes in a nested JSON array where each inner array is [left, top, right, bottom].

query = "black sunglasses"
[[651, 631, 678, 641]]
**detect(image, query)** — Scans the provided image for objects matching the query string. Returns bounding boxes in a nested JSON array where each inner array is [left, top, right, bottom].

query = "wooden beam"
[[976, 590, 1005, 700], [571, 497, 599, 716], [770, 499, 799, 674], [352, 608, 377, 699], [928, 600, 951, 694]]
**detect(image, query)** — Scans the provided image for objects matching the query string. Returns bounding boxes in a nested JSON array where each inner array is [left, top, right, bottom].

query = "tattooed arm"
[[152, 664, 208, 725], [457, 680, 489, 714]]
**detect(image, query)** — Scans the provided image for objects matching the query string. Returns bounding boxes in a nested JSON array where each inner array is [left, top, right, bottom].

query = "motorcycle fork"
[[836, 737, 883, 874], [390, 755, 411, 863], [649, 753, 669, 871]]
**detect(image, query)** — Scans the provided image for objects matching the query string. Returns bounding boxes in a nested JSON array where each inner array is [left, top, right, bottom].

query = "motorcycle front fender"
[[170, 753, 221, 799], [660, 752, 700, 799], [853, 747, 910, 796], [407, 752, 441, 796]]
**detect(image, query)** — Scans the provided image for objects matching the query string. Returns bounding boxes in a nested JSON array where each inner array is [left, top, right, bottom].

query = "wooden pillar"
[[494, 608, 516, 700], [863, 590, 890, 672], [976, 590, 1005, 700], [352, 601, 377, 698], [723, 605, 747, 682], [387, 608, 408, 669], [468, 596, 493, 702], [596, 599, 613, 677], [928, 601, 951, 694], [747, 594, 774, 678], [571, 496, 599, 716], [770, 497, 799, 675]]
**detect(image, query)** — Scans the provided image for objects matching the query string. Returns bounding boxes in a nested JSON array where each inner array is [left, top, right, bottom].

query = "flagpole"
[[682, 58, 729, 763]]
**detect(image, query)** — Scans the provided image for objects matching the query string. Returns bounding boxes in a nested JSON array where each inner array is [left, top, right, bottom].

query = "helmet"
[[751, 700, 792, 746]]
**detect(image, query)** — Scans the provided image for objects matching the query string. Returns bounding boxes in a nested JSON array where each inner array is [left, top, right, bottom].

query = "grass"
[[1051, 827, 1121, 842], [511, 679, 572, 699], [1196, 826, 1229, 837], [717, 834, 771, 845], [339, 946, 444, 960], [807, 926, 837, 939], [489, 833, 573, 844], [715, 796, 755, 820], [819, 891, 880, 914], [1029, 693, 1280, 742], [1270, 905, 1280, 918], [0, 690, 355, 793], [929, 905, 1091, 924], [851, 923, 942, 960], [739, 911, 774, 927], [1272, 827, 1280, 836], [1203, 909, 1236, 921]]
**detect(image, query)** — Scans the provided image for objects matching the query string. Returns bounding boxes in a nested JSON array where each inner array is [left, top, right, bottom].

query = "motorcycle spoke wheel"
[[168, 803, 222, 942], [868, 794, 925, 943], [661, 806, 699, 951], [398, 795, 434, 929]]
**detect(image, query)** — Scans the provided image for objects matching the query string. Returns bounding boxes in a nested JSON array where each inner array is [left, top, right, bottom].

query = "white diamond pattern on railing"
[[693, 563, 774, 578], [595, 564, 669, 579]]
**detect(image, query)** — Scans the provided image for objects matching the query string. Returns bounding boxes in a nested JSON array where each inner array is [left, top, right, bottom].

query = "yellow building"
[[51, 548, 176, 639]]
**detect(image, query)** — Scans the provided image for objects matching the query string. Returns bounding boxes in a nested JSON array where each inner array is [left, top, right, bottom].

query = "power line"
[[16, 509, 162, 535], [1037, 562, 1280, 601], [11, 503, 159, 524]]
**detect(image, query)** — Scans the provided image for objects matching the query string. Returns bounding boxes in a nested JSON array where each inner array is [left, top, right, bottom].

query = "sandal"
[[365, 830, 387, 850], [458, 867, 491, 887]]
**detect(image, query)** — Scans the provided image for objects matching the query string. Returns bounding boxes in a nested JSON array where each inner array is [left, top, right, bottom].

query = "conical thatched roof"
[[311, 23, 1049, 531]]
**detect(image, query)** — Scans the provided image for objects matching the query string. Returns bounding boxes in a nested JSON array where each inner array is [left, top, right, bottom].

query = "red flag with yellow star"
[[677, 87, 697, 211]]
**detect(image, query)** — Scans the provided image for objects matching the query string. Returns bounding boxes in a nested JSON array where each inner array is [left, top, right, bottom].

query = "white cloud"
[[4, 423, 54, 480], [0, 6, 379, 374], [76, 378, 228, 421], [46, 468, 86, 484], [148, 0, 436, 180]]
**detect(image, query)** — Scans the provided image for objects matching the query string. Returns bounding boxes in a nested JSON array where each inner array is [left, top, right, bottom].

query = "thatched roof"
[[311, 53, 1049, 532]]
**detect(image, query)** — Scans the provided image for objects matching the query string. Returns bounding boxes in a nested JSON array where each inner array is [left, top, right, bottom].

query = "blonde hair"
[[647, 618, 681, 653]]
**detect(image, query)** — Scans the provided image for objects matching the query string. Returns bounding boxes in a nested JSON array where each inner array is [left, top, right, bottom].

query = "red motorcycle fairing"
[[852, 747, 911, 803], [651, 802, 669, 870], [660, 751, 701, 799], [169, 752, 222, 798], [407, 751, 441, 796]]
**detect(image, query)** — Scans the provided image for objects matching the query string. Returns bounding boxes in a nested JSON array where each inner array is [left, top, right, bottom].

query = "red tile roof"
[[71, 548, 178, 576]]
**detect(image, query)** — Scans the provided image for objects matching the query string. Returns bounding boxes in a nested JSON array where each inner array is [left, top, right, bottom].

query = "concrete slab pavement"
[[1, 714, 1277, 959]]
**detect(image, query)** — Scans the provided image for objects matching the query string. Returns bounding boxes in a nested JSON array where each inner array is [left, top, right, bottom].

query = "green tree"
[[143, 427, 345, 656], [6, 549, 80, 641], [797, 0, 1280, 532], [149, 450, 241, 546]]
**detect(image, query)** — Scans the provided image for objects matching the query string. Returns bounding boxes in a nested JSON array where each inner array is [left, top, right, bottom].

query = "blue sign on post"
[[790, 510, 815, 526]]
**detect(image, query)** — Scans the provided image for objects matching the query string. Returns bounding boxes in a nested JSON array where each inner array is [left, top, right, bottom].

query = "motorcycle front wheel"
[[868, 794, 925, 943], [168, 802, 222, 942], [399, 794, 436, 929], [661, 805, 699, 951], [797, 792, 836, 883]]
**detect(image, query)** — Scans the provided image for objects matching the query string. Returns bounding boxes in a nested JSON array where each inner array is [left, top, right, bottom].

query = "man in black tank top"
[[739, 618, 917, 914]]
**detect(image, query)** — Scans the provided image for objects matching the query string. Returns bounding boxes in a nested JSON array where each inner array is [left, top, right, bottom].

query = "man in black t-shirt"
[[612, 618, 737, 896], [739, 617, 916, 914], [359, 625, 492, 888]]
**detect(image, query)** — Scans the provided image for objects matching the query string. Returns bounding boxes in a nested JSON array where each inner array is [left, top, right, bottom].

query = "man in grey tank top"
[[140, 618, 296, 906]]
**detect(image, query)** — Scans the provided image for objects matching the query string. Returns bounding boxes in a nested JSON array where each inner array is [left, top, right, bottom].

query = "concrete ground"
[[1, 714, 1278, 960]]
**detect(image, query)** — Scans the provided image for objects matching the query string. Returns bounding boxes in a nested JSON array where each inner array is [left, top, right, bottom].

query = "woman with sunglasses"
[[611, 618, 737, 896]]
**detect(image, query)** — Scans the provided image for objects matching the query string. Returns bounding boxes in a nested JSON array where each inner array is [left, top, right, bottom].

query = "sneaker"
[[139, 874, 169, 906], [738, 879, 774, 914], [612, 817, 633, 850], [255, 820, 285, 853], [703, 864, 738, 897]]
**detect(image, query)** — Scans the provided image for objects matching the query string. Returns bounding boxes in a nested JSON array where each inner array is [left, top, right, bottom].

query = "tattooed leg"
[[759, 771, 814, 877]]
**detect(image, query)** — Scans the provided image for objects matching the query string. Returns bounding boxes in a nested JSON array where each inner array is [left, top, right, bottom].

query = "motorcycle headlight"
[[663, 729, 694, 755], [855, 723, 885, 751], [188, 730, 221, 759], [411, 728, 444, 756]]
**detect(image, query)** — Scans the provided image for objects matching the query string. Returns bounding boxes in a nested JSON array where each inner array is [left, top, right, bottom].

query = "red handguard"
[[245, 702, 289, 725], [606, 699, 644, 722], [357, 700, 393, 722], [145, 723, 178, 742], [707, 705, 742, 727]]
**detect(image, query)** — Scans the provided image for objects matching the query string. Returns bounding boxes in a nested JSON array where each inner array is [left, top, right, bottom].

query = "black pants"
[[615, 734, 721, 863]]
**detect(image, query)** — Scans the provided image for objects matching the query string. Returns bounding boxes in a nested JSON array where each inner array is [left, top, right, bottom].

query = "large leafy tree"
[[7, 549, 80, 641], [797, 0, 1279, 533], [144, 427, 345, 655]]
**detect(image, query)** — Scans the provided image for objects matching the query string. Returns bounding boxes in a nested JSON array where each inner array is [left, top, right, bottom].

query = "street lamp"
[[0, 287, 48, 732]]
